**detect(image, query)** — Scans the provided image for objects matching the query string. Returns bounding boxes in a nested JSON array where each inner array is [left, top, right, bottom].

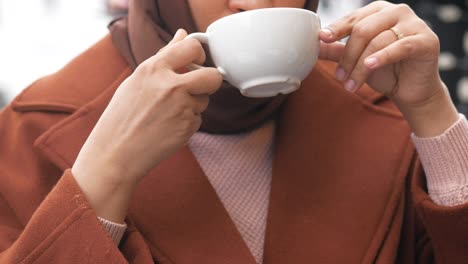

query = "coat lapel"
[[128, 147, 256, 264], [263, 62, 415, 263]]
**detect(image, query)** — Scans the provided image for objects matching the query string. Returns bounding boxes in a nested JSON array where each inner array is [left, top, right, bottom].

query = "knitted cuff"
[[98, 216, 127, 245], [412, 114, 468, 206]]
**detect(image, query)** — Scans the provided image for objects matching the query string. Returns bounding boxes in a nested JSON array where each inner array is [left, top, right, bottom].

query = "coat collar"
[[25, 36, 416, 263]]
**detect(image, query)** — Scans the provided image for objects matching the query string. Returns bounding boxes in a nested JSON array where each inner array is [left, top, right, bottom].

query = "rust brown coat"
[[1, 35, 467, 263]]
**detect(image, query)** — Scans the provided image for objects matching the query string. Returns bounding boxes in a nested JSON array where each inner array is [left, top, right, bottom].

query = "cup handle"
[[184, 33, 227, 77]]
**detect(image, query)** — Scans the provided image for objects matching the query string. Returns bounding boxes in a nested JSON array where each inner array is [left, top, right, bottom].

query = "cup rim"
[[206, 7, 319, 32]]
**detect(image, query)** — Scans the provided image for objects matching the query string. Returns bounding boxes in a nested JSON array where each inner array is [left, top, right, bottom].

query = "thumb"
[[318, 41, 345, 63], [159, 29, 188, 54], [169, 28, 188, 45]]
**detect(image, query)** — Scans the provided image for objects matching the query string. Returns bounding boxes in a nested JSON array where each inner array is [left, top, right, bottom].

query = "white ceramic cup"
[[185, 7, 321, 98]]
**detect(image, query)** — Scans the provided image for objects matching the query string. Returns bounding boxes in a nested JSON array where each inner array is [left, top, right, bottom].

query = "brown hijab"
[[109, 0, 319, 134]]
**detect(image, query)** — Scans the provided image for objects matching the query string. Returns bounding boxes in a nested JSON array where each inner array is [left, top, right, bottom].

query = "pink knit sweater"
[[99, 114, 468, 263]]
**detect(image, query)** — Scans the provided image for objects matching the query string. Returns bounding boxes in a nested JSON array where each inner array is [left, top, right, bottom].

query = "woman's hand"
[[318, 1, 459, 137], [72, 29, 223, 223]]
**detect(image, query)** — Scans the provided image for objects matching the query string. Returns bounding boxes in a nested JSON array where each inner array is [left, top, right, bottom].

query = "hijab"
[[109, 0, 318, 134]]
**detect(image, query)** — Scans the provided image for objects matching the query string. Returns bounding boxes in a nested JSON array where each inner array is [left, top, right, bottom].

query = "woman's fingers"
[[161, 38, 206, 69], [192, 95, 210, 115], [158, 29, 187, 54], [336, 8, 402, 81], [344, 30, 398, 92], [318, 41, 345, 62], [364, 35, 425, 70], [346, 31, 427, 93], [182, 67, 223, 96], [317, 2, 430, 94], [169, 29, 187, 44], [320, 1, 389, 43]]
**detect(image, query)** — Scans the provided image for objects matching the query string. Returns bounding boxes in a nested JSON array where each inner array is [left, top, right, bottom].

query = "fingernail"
[[365, 57, 378, 69], [321, 28, 333, 38], [345, 79, 356, 93], [336, 67, 346, 81]]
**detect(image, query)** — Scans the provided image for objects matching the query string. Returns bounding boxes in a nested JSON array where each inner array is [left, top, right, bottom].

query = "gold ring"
[[390, 27, 405, 40]]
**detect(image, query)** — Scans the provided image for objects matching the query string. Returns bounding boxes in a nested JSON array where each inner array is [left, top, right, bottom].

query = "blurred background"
[[0, 0, 467, 113], [0, 0, 123, 107]]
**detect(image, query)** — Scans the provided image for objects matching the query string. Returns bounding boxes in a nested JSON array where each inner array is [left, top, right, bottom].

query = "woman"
[[0, 0, 467, 263]]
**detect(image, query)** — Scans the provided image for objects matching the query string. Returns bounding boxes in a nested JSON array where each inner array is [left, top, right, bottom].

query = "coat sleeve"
[[0, 105, 153, 263], [412, 160, 468, 264]]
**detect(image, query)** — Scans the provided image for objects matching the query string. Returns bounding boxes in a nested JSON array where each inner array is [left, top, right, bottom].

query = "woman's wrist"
[[397, 81, 459, 138], [72, 155, 137, 224]]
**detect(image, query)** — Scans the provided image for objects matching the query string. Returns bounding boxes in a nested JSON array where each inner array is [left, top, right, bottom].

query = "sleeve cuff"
[[98, 217, 127, 245], [412, 114, 468, 206], [4, 169, 128, 262]]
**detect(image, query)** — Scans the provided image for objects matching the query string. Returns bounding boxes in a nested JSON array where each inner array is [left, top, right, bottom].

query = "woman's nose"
[[228, 0, 273, 12]]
